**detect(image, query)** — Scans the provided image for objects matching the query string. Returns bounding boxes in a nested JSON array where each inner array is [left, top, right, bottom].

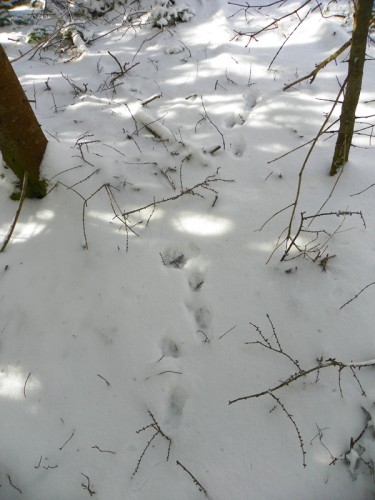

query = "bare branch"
[[283, 39, 351, 90], [1, 171, 28, 253], [340, 282, 375, 310], [268, 392, 306, 467], [176, 460, 209, 497]]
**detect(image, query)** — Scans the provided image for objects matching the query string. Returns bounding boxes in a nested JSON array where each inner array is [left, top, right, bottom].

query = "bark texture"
[[0, 43, 48, 198], [330, 0, 374, 176]]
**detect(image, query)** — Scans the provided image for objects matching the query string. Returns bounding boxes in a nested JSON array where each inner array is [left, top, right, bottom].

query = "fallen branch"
[[230, 316, 374, 405], [229, 316, 374, 467], [283, 39, 351, 90]]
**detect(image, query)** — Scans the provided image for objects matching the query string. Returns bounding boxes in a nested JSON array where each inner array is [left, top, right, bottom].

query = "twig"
[[283, 39, 351, 90], [307, 166, 345, 225], [330, 407, 372, 468], [208, 145, 221, 155], [255, 203, 294, 232], [24, 371, 31, 398], [218, 325, 238, 340], [350, 183, 375, 197], [229, 356, 375, 405], [97, 373, 110, 386], [81, 473, 96, 496], [231, 0, 312, 46], [132, 410, 172, 478], [340, 282, 375, 310], [7, 474, 22, 494], [122, 169, 233, 219], [1, 171, 29, 253], [247, 316, 302, 372], [141, 93, 162, 106], [124, 103, 139, 135], [268, 6, 311, 70], [196, 330, 210, 343], [92, 445, 116, 454], [61, 73, 88, 95], [268, 392, 306, 467], [157, 370, 183, 376], [178, 39, 192, 59], [10, 27, 60, 63], [107, 50, 140, 87], [310, 425, 335, 461], [176, 460, 209, 497], [201, 96, 226, 150], [280, 210, 364, 262], [59, 430, 75, 450], [132, 430, 159, 478], [267, 137, 315, 164], [68, 169, 100, 189]]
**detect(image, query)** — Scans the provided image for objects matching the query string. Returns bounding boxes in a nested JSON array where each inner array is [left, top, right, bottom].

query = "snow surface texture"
[[0, 0, 375, 499]]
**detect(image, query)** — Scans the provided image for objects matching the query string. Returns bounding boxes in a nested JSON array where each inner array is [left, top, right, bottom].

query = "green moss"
[[26, 27, 50, 44], [10, 178, 48, 200]]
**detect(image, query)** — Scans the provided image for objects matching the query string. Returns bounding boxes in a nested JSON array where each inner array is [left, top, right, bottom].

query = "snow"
[[0, 0, 374, 498]]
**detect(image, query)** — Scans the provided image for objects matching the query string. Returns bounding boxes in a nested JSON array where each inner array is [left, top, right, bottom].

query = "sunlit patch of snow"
[[0, 210, 54, 243], [246, 241, 278, 253], [87, 207, 164, 224], [173, 213, 232, 236], [35, 209, 54, 221], [1, 221, 46, 242], [0, 366, 41, 400]]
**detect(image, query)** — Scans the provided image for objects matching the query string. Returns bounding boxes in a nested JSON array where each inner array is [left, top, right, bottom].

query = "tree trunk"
[[0, 43, 48, 198], [329, 0, 374, 176]]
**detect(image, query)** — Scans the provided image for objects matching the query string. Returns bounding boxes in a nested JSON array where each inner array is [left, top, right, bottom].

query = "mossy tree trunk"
[[330, 0, 374, 176], [0, 43, 48, 198]]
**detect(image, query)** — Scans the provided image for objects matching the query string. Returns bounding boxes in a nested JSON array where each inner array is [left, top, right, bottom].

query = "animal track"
[[225, 112, 245, 129], [161, 242, 212, 339], [231, 137, 246, 157], [188, 271, 205, 291], [165, 386, 188, 429], [193, 305, 211, 330], [186, 300, 212, 331], [160, 337, 180, 358], [224, 90, 259, 130], [161, 250, 187, 269], [155, 244, 213, 435], [160, 243, 200, 269]]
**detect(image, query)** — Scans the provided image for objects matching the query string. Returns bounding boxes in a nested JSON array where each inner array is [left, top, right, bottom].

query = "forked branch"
[[229, 316, 374, 467]]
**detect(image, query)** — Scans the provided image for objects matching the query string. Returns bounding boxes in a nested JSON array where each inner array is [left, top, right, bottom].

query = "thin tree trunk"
[[0, 43, 48, 198], [330, 0, 373, 176]]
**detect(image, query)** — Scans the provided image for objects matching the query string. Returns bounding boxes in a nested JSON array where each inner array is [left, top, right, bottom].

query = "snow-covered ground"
[[0, 1, 374, 498]]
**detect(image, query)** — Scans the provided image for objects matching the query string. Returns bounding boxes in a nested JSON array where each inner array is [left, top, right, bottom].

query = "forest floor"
[[0, 1, 375, 498]]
